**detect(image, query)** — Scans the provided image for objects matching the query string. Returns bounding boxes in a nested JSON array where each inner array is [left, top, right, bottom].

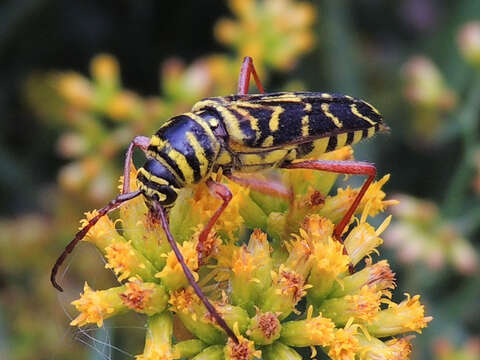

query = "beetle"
[[51, 56, 388, 342]]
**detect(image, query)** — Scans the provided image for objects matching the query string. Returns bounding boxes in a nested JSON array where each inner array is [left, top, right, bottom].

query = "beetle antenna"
[[51, 190, 142, 292], [156, 205, 239, 343]]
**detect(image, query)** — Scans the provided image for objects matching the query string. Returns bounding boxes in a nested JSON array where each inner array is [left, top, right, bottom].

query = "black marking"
[[155, 115, 213, 183], [143, 159, 181, 189], [327, 136, 337, 152], [271, 102, 304, 146], [346, 132, 354, 146], [148, 146, 186, 183], [362, 129, 369, 139], [137, 171, 178, 206], [296, 142, 315, 158]]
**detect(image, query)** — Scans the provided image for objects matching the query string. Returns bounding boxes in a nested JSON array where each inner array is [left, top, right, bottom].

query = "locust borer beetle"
[[51, 56, 388, 343]]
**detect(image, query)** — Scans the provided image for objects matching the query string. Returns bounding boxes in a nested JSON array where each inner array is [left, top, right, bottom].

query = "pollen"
[[385, 337, 413, 359], [70, 283, 124, 328], [105, 241, 136, 282], [272, 265, 308, 304], [311, 236, 350, 277], [80, 209, 119, 245], [156, 240, 198, 282], [387, 294, 433, 333], [344, 285, 382, 324], [257, 312, 280, 340], [232, 245, 257, 276], [225, 334, 261, 360], [305, 307, 336, 347], [367, 294, 433, 337], [299, 214, 335, 244], [366, 259, 396, 291], [168, 287, 199, 315], [328, 325, 361, 360], [191, 179, 249, 239], [361, 175, 399, 217], [120, 281, 153, 312]]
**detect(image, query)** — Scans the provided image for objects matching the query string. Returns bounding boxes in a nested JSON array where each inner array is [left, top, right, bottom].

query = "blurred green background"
[[0, 0, 479, 359]]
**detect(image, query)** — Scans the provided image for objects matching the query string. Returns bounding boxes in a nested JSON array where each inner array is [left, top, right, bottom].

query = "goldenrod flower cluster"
[[70, 148, 431, 360]]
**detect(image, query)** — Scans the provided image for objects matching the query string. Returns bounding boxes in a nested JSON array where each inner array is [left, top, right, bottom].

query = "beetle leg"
[[237, 56, 265, 95], [155, 205, 238, 343], [123, 136, 150, 194], [51, 190, 143, 292], [226, 173, 292, 200], [197, 179, 232, 265], [282, 160, 376, 241]]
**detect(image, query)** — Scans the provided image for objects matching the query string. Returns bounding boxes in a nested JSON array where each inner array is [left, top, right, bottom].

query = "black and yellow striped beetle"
[[52, 57, 388, 342]]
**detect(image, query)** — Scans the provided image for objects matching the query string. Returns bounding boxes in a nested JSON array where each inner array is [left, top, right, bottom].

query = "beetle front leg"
[[237, 56, 265, 95], [122, 136, 150, 194], [156, 205, 238, 343], [197, 179, 232, 265]]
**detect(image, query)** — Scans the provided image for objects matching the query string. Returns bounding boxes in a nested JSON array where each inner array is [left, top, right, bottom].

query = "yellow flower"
[[224, 325, 261, 360], [216, 0, 315, 71], [70, 282, 126, 327], [247, 311, 282, 345], [356, 334, 413, 360], [119, 280, 168, 316], [90, 53, 119, 85], [56, 72, 94, 109], [105, 240, 156, 282], [320, 285, 382, 326], [280, 305, 335, 347], [136, 312, 178, 360], [155, 240, 199, 290], [318, 175, 397, 226], [190, 179, 249, 239], [80, 209, 124, 250], [328, 320, 362, 360], [367, 294, 433, 337]]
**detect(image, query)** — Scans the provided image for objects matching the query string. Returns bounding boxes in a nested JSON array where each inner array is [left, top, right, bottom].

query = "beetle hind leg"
[[282, 159, 377, 241], [237, 56, 265, 95]]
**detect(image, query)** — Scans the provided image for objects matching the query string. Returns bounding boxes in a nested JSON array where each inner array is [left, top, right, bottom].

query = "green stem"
[[442, 70, 480, 216]]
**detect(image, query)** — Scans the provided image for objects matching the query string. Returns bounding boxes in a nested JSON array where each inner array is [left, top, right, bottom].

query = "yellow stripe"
[[149, 135, 167, 148], [186, 132, 209, 177], [186, 112, 217, 140], [301, 115, 309, 137], [337, 133, 348, 148], [353, 130, 363, 145], [147, 150, 185, 185], [167, 149, 195, 184], [258, 94, 303, 102], [309, 137, 329, 157], [304, 103, 312, 112], [321, 103, 343, 128], [269, 106, 284, 132], [365, 101, 381, 115], [321, 93, 332, 99], [367, 126, 376, 138], [350, 104, 376, 125], [138, 167, 169, 186], [194, 101, 245, 143], [262, 135, 274, 147], [235, 106, 261, 143], [216, 149, 232, 165]]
